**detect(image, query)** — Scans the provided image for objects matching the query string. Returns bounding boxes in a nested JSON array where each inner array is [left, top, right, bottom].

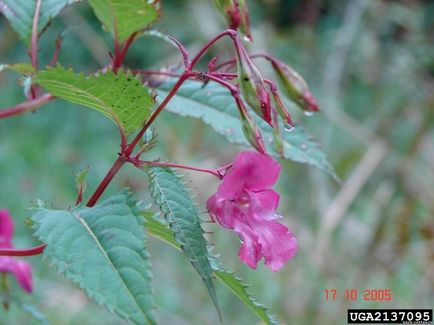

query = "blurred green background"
[[0, 0, 433, 324]]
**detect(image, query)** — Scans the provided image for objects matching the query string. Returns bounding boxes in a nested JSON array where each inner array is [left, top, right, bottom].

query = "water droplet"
[[284, 124, 295, 132], [304, 111, 314, 117], [243, 35, 253, 42]]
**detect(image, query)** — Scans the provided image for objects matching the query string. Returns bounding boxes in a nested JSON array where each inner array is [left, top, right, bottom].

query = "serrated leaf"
[[146, 167, 221, 318], [31, 191, 155, 325], [156, 79, 336, 177], [0, 0, 78, 44], [89, 0, 159, 42], [142, 213, 280, 325], [213, 271, 279, 325], [34, 66, 154, 134]]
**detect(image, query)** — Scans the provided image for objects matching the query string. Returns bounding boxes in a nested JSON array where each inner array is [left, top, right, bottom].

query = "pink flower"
[[0, 209, 33, 293], [208, 151, 298, 271]]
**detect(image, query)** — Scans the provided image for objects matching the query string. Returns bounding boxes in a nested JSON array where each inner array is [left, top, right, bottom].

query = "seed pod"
[[235, 39, 272, 124], [235, 0, 252, 42], [270, 87, 294, 129], [271, 110, 284, 155], [235, 97, 266, 153], [272, 59, 319, 112]]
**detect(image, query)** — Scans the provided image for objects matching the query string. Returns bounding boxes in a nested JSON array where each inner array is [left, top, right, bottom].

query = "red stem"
[[112, 32, 138, 73], [0, 94, 54, 119], [29, 0, 42, 99], [30, 0, 42, 70], [0, 244, 46, 257], [134, 159, 222, 179], [214, 53, 276, 71], [125, 73, 191, 155], [49, 36, 62, 66], [86, 31, 242, 206], [133, 70, 183, 78], [86, 155, 126, 207], [188, 29, 237, 70], [86, 73, 191, 206], [204, 73, 239, 94], [168, 36, 190, 67]]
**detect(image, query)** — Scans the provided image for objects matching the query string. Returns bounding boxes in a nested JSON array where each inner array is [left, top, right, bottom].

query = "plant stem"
[[188, 29, 237, 70], [112, 32, 138, 73], [29, 0, 42, 99], [214, 53, 276, 71], [0, 94, 54, 119], [134, 159, 222, 179], [168, 36, 190, 67], [86, 73, 190, 206], [133, 70, 183, 78], [86, 32, 240, 206], [204, 73, 239, 94], [49, 35, 62, 66], [125, 72, 191, 155], [30, 0, 42, 71], [0, 244, 46, 257], [86, 155, 126, 207]]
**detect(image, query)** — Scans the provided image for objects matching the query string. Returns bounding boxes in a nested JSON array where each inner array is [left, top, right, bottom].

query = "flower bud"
[[270, 87, 294, 129], [235, 97, 266, 153], [214, 0, 252, 41], [235, 40, 272, 125], [271, 59, 319, 112], [235, 0, 252, 42], [271, 112, 284, 155]]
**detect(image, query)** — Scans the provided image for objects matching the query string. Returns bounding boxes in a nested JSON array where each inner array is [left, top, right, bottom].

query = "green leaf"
[[213, 271, 279, 325], [146, 167, 221, 318], [0, 0, 78, 44], [34, 66, 154, 134], [89, 0, 159, 42], [156, 79, 336, 177], [142, 213, 280, 325], [0, 63, 35, 74], [31, 191, 155, 325]]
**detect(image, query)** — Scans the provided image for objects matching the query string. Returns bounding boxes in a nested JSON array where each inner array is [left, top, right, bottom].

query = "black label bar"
[[347, 309, 432, 324]]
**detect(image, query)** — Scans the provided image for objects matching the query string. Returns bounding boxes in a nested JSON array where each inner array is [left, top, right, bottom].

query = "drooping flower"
[[207, 151, 297, 271], [0, 209, 33, 293]]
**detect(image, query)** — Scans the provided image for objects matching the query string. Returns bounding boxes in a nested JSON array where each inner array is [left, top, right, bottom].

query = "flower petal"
[[207, 193, 238, 229], [218, 151, 281, 198], [235, 223, 261, 269], [257, 221, 298, 271], [0, 209, 14, 248], [0, 256, 33, 293], [250, 189, 280, 218], [11, 260, 33, 293]]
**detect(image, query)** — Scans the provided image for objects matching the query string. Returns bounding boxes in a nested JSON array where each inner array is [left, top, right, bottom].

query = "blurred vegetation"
[[0, 0, 433, 324]]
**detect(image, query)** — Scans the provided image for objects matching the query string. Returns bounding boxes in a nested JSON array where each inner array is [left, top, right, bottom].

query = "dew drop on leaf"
[[284, 124, 295, 132]]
